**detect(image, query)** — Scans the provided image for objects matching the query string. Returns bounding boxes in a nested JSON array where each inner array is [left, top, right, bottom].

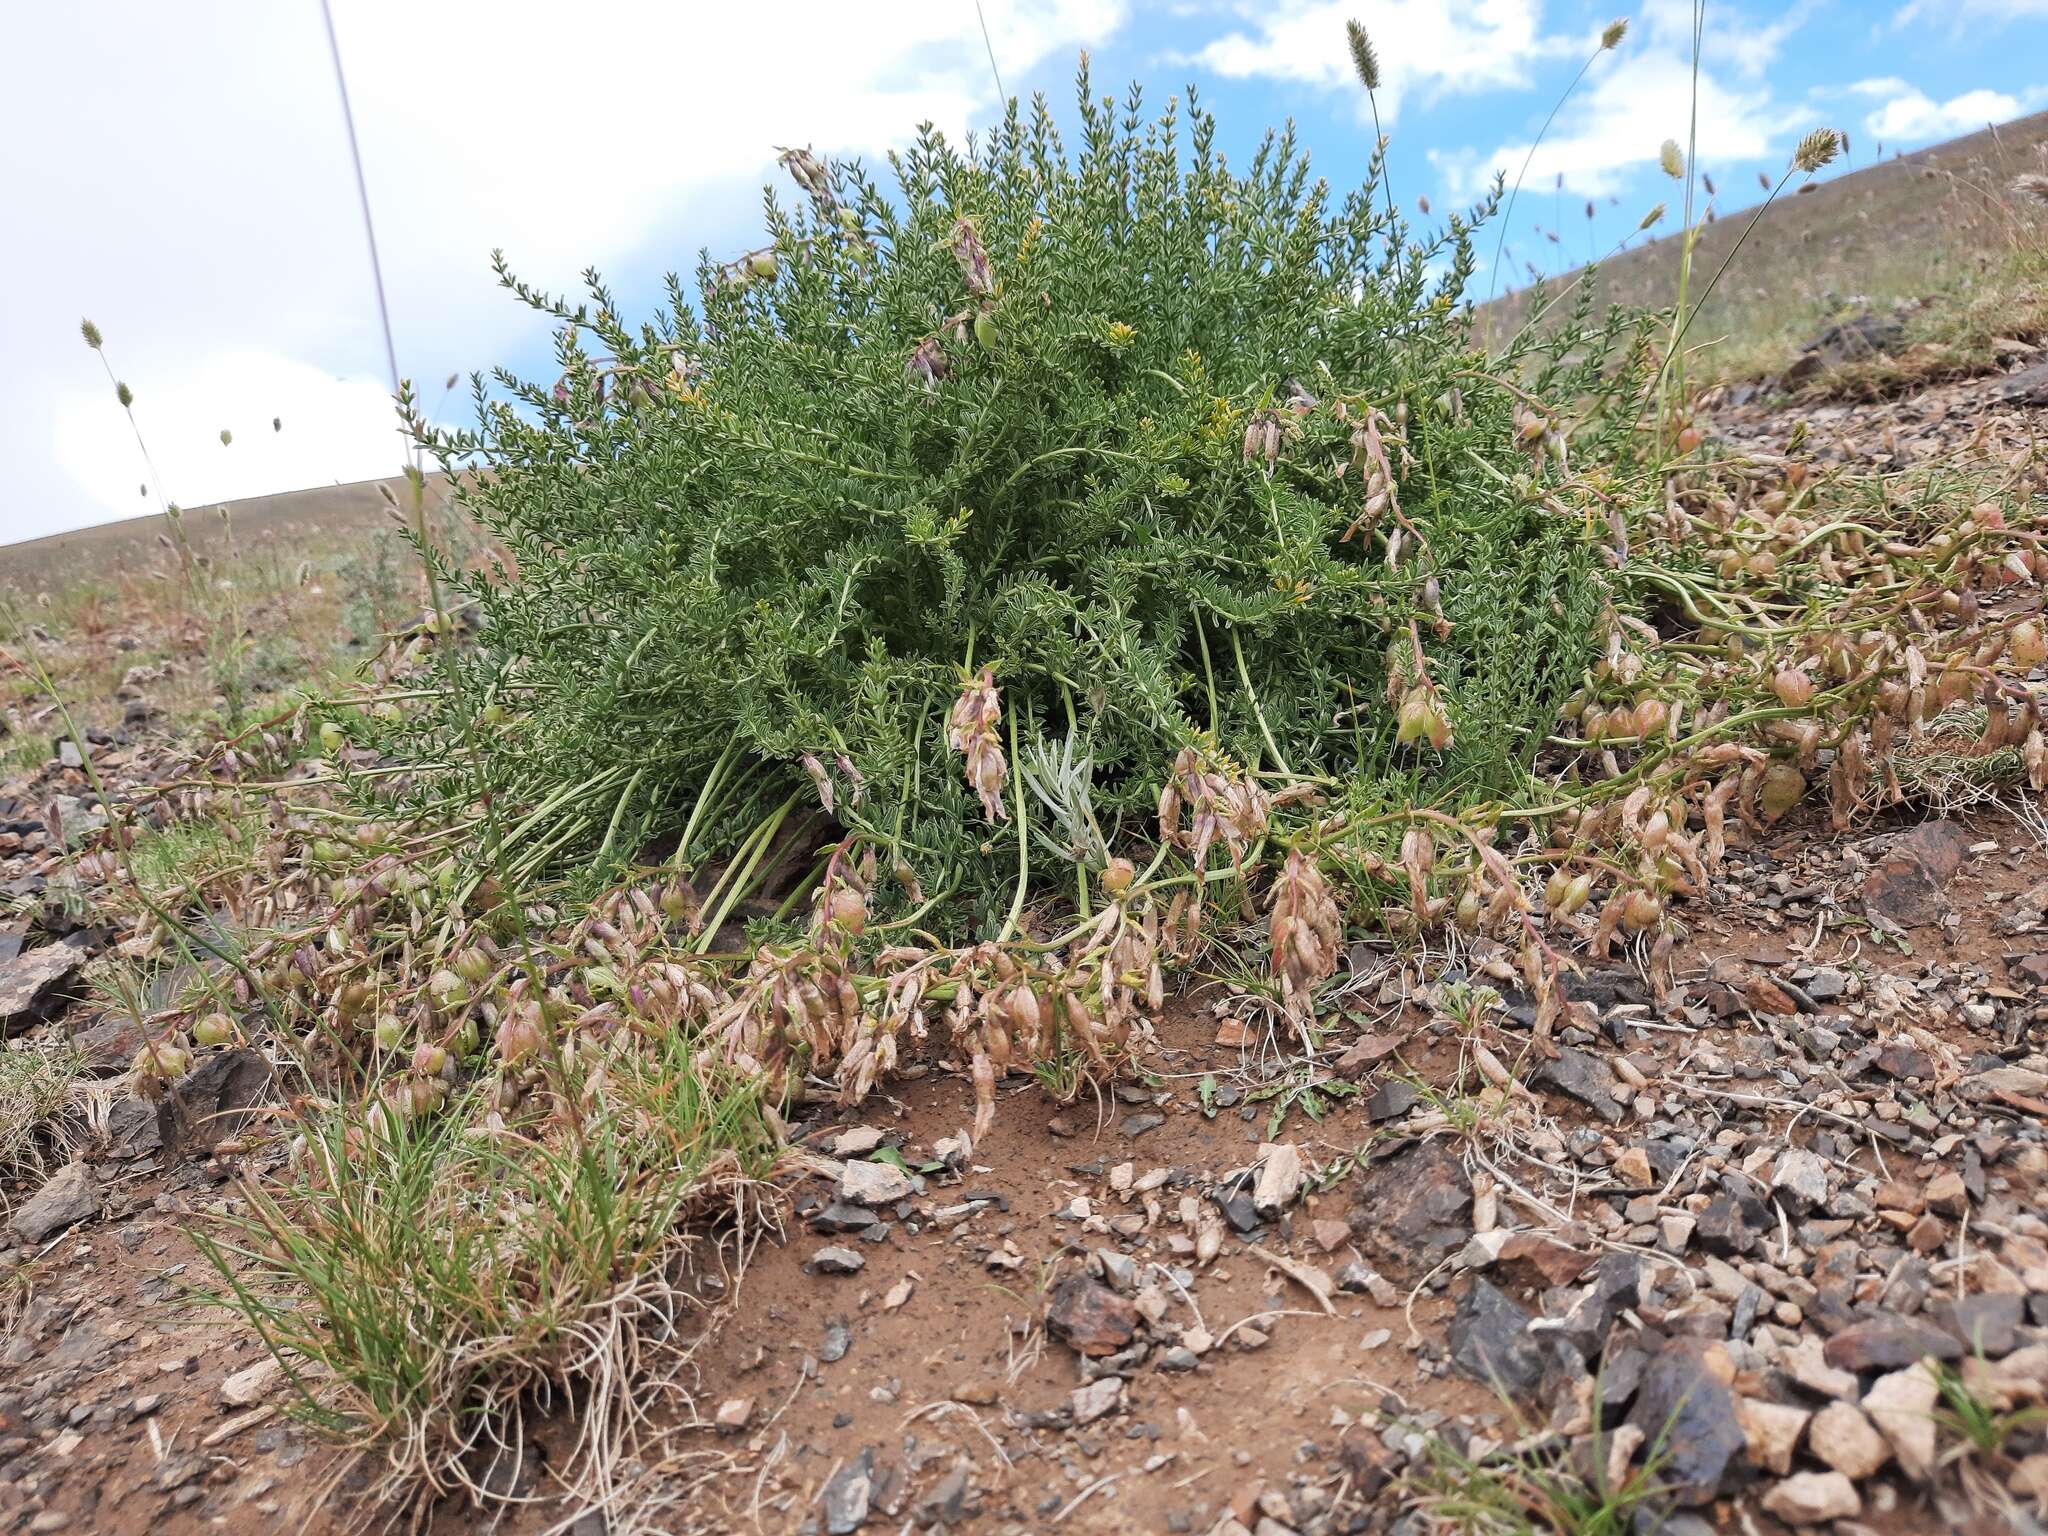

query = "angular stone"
[[1447, 1278, 1543, 1395], [219, 1357, 283, 1407], [838, 1158, 914, 1207], [1862, 820, 1972, 928], [1735, 1397, 1810, 1475], [1252, 1142, 1304, 1217], [1823, 1314, 1963, 1373], [1535, 1047, 1625, 1124], [811, 1246, 866, 1275], [1807, 1401, 1890, 1478], [1045, 1274, 1139, 1358], [12, 1162, 97, 1244], [1935, 1293, 2022, 1357], [1628, 1341, 1744, 1505], [1760, 1470, 1860, 1525], [1862, 1363, 1939, 1480], [1770, 1149, 1829, 1213], [0, 945, 83, 1033], [1346, 1139, 1471, 1278], [1070, 1376, 1123, 1425], [823, 1448, 875, 1534]]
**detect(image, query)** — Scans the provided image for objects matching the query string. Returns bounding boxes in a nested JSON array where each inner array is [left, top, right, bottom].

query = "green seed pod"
[[973, 311, 999, 349], [193, 1013, 234, 1047], [748, 250, 779, 280]]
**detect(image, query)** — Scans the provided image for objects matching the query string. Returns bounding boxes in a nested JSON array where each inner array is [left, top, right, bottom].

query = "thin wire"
[[318, 0, 402, 404], [971, 0, 1006, 102]]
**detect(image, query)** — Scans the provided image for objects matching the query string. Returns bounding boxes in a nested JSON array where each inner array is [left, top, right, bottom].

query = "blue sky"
[[5, 0, 2046, 542]]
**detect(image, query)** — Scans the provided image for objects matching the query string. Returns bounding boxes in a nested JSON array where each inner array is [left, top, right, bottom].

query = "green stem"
[[997, 706, 1030, 943], [1230, 627, 1293, 776]]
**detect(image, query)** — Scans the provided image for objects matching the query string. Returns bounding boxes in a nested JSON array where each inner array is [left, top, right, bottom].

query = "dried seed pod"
[[1772, 667, 1814, 707], [1759, 761, 1805, 821], [946, 667, 1009, 822]]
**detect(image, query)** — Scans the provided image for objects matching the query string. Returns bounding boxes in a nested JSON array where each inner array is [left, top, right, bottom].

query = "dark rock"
[[1696, 1194, 1760, 1257], [821, 1319, 852, 1364], [0, 946, 84, 1035], [1821, 1314, 1963, 1372], [1992, 360, 2048, 407], [1862, 820, 1972, 929], [1346, 1140, 1472, 1278], [1366, 1080, 1419, 1121], [1798, 312, 1906, 370], [1448, 1278, 1544, 1395], [1045, 1274, 1139, 1358], [104, 1096, 162, 1159], [823, 1447, 875, 1534], [157, 1047, 275, 1160], [915, 1467, 970, 1528], [71, 1013, 145, 1074], [1215, 1190, 1262, 1234], [1536, 1047, 1625, 1124], [1557, 1254, 1643, 1358], [813, 1201, 885, 1234], [2008, 953, 2048, 990], [1873, 1040, 1936, 1081], [1933, 1294, 2022, 1358], [12, 1163, 97, 1244], [811, 1246, 866, 1275], [1119, 1112, 1164, 1138], [1627, 1341, 1744, 1505]]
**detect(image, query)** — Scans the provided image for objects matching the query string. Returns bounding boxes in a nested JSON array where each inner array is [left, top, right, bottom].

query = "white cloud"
[[1190, 0, 1561, 124], [1895, 0, 2048, 24], [1859, 84, 2024, 142], [0, 1, 1124, 541], [1431, 0, 1809, 205]]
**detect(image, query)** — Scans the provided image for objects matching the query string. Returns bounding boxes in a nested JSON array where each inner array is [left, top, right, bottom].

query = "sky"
[[5, 0, 2047, 543]]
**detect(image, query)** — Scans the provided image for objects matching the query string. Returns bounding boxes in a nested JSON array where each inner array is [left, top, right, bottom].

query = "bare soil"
[[2, 365, 2047, 1536]]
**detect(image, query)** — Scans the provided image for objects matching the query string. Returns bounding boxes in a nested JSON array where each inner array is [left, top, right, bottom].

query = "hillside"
[[0, 473, 444, 595], [1484, 108, 2048, 379]]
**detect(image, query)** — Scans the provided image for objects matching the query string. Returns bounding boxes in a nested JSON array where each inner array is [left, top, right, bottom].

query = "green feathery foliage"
[[376, 66, 1645, 927]]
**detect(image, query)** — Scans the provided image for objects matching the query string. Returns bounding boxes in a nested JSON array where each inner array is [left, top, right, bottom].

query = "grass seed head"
[[1658, 140, 1684, 180], [1345, 19, 1380, 92], [1601, 16, 1627, 49], [80, 318, 103, 349], [1793, 128, 1840, 174]]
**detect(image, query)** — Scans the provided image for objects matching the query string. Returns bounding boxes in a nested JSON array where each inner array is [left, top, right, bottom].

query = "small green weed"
[[0, 1044, 87, 1184], [192, 1029, 778, 1501], [1934, 1361, 2048, 1463]]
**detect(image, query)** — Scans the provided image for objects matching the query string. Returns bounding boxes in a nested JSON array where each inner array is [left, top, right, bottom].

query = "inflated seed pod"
[[1621, 889, 1663, 931], [2012, 620, 2046, 669], [1759, 762, 1805, 820], [1772, 668, 1814, 708], [193, 1013, 234, 1047]]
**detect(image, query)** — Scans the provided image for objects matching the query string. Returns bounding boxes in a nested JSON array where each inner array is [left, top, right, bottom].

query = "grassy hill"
[[1483, 109, 2048, 383], [0, 474, 445, 596]]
